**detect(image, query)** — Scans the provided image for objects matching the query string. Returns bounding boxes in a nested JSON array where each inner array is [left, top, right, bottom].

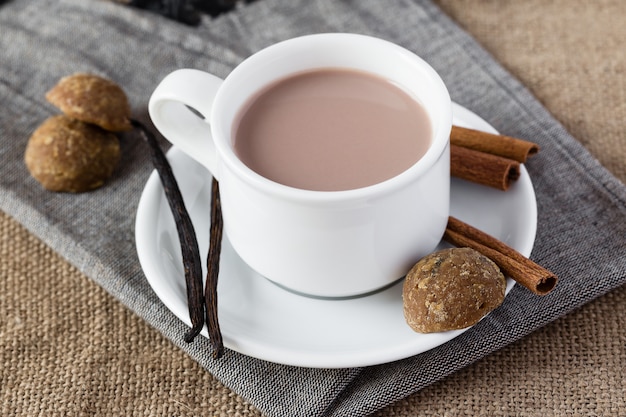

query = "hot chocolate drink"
[[233, 68, 432, 191]]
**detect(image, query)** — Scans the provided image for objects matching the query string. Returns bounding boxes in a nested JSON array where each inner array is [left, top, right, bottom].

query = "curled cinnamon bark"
[[443, 216, 557, 295], [451, 144, 520, 191], [451, 125, 539, 163]]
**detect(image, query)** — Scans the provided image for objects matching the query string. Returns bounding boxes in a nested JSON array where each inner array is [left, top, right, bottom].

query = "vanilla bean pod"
[[131, 119, 205, 343], [205, 178, 224, 358]]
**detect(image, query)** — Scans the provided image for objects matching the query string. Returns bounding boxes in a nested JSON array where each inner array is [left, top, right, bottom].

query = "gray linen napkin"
[[1, 1, 624, 416]]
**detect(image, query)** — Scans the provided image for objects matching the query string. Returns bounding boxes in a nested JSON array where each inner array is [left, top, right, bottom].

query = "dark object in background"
[[128, 0, 200, 25], [127, 0, 257, 25]]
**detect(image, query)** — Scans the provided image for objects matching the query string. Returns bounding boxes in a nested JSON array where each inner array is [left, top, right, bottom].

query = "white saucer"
[[135, 103, 537, 368]]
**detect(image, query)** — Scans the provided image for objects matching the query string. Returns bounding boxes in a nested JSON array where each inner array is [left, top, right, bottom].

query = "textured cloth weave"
[[0, 1, 624, 416]]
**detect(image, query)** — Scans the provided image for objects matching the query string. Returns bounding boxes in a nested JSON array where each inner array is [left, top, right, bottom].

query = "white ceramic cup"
[[149, 33, 451, 298]]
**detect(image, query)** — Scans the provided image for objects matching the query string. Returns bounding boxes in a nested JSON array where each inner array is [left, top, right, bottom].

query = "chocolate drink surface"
[[233, 68, 432, 191]]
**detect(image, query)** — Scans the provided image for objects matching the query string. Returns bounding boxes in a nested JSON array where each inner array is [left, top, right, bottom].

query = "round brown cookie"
[[403, 247, 506, 333], [46, 73, 132, 132], [25, 115, 121, 193]]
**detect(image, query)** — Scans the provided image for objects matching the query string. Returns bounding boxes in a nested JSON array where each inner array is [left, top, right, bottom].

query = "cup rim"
[[211, 33, 451, 204]]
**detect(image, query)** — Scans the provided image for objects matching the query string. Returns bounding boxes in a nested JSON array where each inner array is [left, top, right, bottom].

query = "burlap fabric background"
[[1, 0, 624, 416]]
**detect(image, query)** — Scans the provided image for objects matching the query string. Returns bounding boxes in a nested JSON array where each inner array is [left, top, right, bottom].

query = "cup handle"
[[148, 69, 224, 179]]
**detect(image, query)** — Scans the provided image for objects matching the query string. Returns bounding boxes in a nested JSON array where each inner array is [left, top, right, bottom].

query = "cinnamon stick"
[[451, 125, 539, 163], [450, 144, 520, 191], [443, 216, 557, 295]]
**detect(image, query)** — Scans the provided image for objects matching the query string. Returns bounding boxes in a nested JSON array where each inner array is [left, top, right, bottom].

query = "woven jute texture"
[[1, 0, 625, 416]]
